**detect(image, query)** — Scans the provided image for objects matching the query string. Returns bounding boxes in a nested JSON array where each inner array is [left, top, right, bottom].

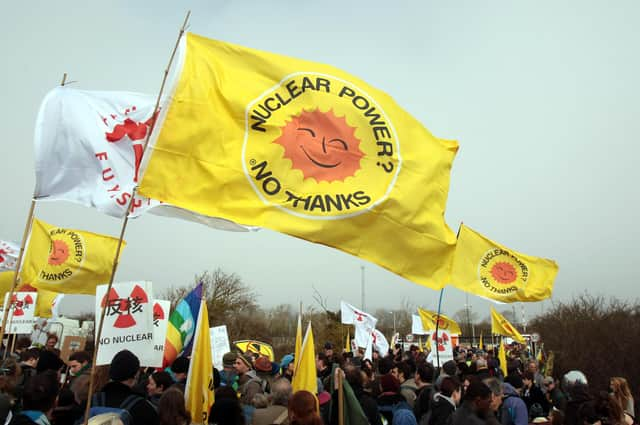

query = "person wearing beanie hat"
[[220, 352, 238, 390], [169, 356, 190, 392], [377, 374, 413, 424], [279, 354, 295, 381], [92, 350, 158, 425], [234, 352, 264, 406]]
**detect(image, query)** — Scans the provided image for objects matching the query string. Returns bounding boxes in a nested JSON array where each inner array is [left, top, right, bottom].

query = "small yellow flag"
[[292, 322, 317, 394], [491, 307, 525, 344], [20, 218, 124, 294], [498, 337, 508, 376], [418, 336, 423, 353], [345, 329, 351, 353], [479, 332, 484, 351], [418, 307, 462, 335], [451, 224, 558, 302], [294, 314, 302, 371], [138, 33, 459, 291], [185, 298, 214, 424]]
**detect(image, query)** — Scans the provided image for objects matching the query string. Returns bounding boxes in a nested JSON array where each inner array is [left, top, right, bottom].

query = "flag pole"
[[82, 13, 190, 425], [337, 369, 344, 425]]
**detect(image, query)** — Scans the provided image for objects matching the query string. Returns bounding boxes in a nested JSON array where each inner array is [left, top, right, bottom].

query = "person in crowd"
[[501, 379, 528, 425], [169, 356, 189, 392], [377, 373, 414, 424], [146, 371, 174, 408], [288, 390, 322, 425], [316, 353, 331, 390], [475, 358, 492, 382], [522, 370, 549, 418], [210, 386, 245, 425], [235, 353, 264, 405], [610, 376, 635, 418], [543, 377, 566, 413], [9, 370, 58, 425], [323, 342, 340, 365], [158, 387, 191, 425], [483, 378, 504, 425], [329, 367, 381, 425], [578, 390, 632, 425], [562, 371, 590, 425], [35, 350, 63, 376], [251, 377, 291, 425], [526, 360, 545, 394], [254, 356, 274, 394], [413, 361, 435, 422], [429, 376, 462, 425], [392, 361, 418, 409], [17, 349, 38, 390], [44, 334, 58, 352], [450, 378, 492, 425], [12, 338, 31, 361], [92, 349, 158, 425], [279, 355, 295, 382], [67, 351, 91, 380], [220, 352, 239, 390]]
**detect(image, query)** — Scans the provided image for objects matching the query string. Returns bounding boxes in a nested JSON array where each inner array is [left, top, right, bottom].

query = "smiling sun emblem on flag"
[[48, 240, 70, 266], [490, 262, 517, 284], [274, 109, 364, 183]]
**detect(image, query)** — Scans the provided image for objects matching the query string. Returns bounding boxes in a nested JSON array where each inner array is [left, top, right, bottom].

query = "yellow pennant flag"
[[20, 218, 124, 294], [479, 332, 484, 351], [185, 298, 214, 424], [451, 224, 558, 302], [498, 337, 508, 376], [345, 329, 351, 353], [418, 307, 462, 335], [491, 307, 525, 344], [138, 33, 459, 290], [292, 322, 317, 394], [294, 314, 302, 370]]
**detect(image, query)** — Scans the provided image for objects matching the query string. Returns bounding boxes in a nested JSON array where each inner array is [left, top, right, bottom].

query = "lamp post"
[[388, 311, 396, 335]]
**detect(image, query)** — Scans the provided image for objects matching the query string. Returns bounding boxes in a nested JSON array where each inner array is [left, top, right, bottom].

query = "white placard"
[[412, 314, 427, 335], [95, 281, 154, 366], [210, 325, 230, 369], [2, 292, 37, 334], [148, 300, 170, 367], [426, 329, 454, 368]]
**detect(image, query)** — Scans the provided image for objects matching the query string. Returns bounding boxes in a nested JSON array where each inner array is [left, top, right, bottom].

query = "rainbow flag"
[[163, 283, 202, 367]]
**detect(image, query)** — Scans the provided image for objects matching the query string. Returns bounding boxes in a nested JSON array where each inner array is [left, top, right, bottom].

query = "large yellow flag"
[[20, 219, 124, 295], [138, 33, 459, 290], [185, 298, 214, 424], [418, 307, 462, 335], [498, 337, 508, 376], [451, 224, 558, 302], [491, 307, 525, 344], [292, 322, 317, 394]]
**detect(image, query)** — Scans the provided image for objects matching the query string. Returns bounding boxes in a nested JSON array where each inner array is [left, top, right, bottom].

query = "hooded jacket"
[[500, 383, 528, 425], [428, 393, 456, 425]]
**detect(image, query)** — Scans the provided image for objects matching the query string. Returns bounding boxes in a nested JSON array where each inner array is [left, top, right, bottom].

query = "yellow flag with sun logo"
[[491, 307, 525, 344], [450, 224, 558, 302], [138, 33, 458, 290], [20, 218, 124, 295], [418, 307, 462, 335]]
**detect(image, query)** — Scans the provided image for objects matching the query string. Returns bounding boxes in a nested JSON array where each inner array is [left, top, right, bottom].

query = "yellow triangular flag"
[[20, 218, 124, 294], [491, 307, 525, 344], [185, 298, 214, 424], [498, 337, 508, 376], [138, 33, 460, 291], [418, 307, 462, 335], [292, 322, 316, 394], [294, 314, 302, 371], [479, 332, 484, 351], [451, 224, 558, 302], [345, 329, 351, 353]]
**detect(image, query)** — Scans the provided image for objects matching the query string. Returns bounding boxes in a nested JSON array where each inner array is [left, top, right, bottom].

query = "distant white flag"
[[412, 314, 427, 335], [0, 240, 19, 272], [34, 87, 251, 231], [340, 301, 377, 348], [364, 328, 390, 361]]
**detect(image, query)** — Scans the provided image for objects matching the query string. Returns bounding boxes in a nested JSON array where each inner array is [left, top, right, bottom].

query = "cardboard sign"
[[61, 336, 86, 362], [149, 300, 170, 368], [95, 281, 154, 366], [1, 292, 37, 334], [210, 325, 230, 369]]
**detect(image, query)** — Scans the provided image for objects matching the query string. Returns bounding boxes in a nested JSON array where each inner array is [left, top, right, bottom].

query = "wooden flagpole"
[[82, 13, 191, 425], [0, 73, 68, 359]]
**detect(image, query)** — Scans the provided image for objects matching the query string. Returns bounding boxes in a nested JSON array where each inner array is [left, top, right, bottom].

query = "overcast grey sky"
[[1, 1, 638, 325]]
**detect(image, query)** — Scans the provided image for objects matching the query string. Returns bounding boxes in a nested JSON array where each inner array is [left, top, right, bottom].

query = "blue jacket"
[[501, 383, 528, 425]]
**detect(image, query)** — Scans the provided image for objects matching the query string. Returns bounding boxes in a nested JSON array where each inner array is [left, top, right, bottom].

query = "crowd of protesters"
[[0, 333, 635, 425]]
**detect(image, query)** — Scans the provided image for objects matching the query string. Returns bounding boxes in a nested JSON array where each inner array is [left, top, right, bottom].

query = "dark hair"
[[20, 348, 40, 362], [210, 386, 243, 425], [15, 337, 31, 351], [416, 362, 435, 383], [378, 357, 394, 375], [440, 376, 461, 397], [523, 371, 535, 382], [344, 366, 363, 389], [151, 371, 174, 392], [46, 333, 58, 343], [289, 390, 322, 425], [23, 370, 59, 412], [394, 361, 412, 381], [159, 388, 191, 425], [69, 350, 91, 364], [316, 352, 329, 367], [463, 378, 492, 402]]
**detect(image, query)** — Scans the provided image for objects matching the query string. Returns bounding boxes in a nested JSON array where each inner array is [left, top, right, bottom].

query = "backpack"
[[84, 392, 143, 425]]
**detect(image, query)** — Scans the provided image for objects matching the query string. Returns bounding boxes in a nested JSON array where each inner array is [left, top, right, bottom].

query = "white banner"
[[364, 328, 390, 360], [426, 329, 454, 368], [95, 281, 154, 366], [2, 292, 37, 334], [34, 87, 251, 232], [340, 301, 377, 348], [149, 300, 170, 368], [412, 314, 427, 335], [0, 240, 20, 272], [210, 325, 231, 369]]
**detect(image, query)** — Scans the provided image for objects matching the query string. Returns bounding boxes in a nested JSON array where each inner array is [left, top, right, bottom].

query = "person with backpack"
[[377, 374, 417, 425], [89, 349, 158, 425]]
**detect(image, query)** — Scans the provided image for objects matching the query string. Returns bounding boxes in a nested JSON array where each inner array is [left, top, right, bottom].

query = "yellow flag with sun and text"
[[20, 218, 124, 295], [491, 307, 525, 344], [138, 33, 459, 290], [185, 298, 214, 424], [292, 322, 317, 394], [451, 224, 558, 302], [418, 307, 462, 335]]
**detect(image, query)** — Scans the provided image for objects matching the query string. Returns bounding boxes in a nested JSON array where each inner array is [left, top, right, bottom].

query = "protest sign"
[[2, 292, 37, 334], [149, 300, 170, 367], [210, 325, 230, 369]]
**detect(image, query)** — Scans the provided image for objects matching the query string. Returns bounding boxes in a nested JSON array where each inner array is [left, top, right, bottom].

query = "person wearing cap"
[[254, 356, 274, 393], [279, 354, 294, 381], [94, 349, 158, 425], [220, 352, 238, 390], [234, 352, 264, 406], [169, 356, 189, 393], [543, 376, 565, 413]]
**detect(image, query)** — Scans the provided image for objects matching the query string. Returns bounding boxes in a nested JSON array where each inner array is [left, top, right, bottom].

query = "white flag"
[[340, 301, 377, 348], [364, 329, 389, 360], [412, 314, 427, 335], [34, 87, 251, 231], [0, 240, 19, 272]]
